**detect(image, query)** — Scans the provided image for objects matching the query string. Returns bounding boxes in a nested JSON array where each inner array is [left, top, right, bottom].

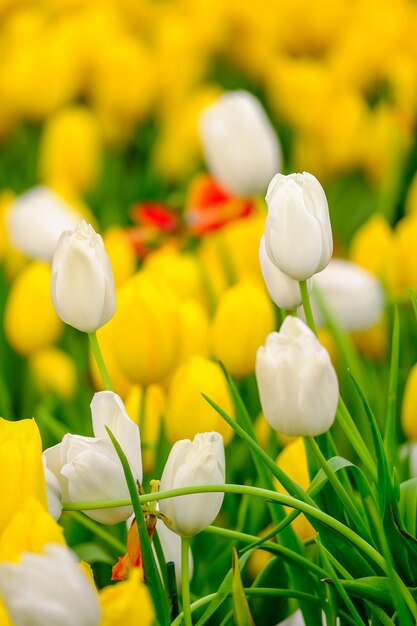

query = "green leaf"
[[400, 478, 417, 537], [231, 548, 256, 626], [384, 307, 400, 467]]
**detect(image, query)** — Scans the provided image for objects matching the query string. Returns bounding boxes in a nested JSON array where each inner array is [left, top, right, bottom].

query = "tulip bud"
[[44, 391, 141, 524], [50, 221, 116, 333], [256, 317, 338, 436], [159, 432, 225, 537], [164, 356, 234, 445], [4, 262, 62, 355], [0, 544, 101, 626], [259, 236, 313, 310], [199, 90, 282, 197], [312, 259, 385, 331], [210, 280, 275, 377], [264, 172, 333, 281], [6, 186, 81, 261]]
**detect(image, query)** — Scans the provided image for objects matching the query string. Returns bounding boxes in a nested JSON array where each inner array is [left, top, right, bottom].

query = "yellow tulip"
[[274, 438, 315, 540], [349, 214, 398, 291], [164, 355, 234, 444], [124, 384, 165, 474], [144, 246, 204, 303], [0, 498, 65, 563], [220, 214, 265, 284], [0, 419, 47, 535], [211, 281, 275, 378], [103, 227, 137, 289], [39, 106, 101, 194], [100, 569, 154, 626], [177, 299, 210, 365], [112, 273, 181, 385], [402, 363, 417, 440], [0, 598, 12, 626], [90, 321, 132, 399], [29, 347, 77, 400], [4, 262, 62, 355]]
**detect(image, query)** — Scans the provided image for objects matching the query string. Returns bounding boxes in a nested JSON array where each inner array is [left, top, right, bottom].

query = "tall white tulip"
[[311, 259, 385, 331], [43, 391, 142, 524], [0, 544, 101, 626], [256, 317, 338, 436], [6, 186, 81, 261], [50, 221, 116, 333], [199, 90, 281, 197], [264, 172, 333, 281], [259, 236, 313, 310], [159, 432, 225, 537]]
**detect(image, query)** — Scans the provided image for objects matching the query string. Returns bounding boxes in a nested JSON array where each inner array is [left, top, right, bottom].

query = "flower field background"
[[1, 0, 417, 625]]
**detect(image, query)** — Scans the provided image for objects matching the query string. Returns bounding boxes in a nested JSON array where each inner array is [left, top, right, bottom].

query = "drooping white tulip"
[[256, 317, 338, 436], [199, 90, 281, 197], [159, 432, 225, 537], [264, 172, 333, 281], [50, 221, 116, 333]]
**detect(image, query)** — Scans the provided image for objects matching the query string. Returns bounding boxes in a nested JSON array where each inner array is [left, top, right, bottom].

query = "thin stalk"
[[88, 332, 112, 391], [299, 280, 317, 335], [63, 483, 387, 573], [181, 538, 192, 626]]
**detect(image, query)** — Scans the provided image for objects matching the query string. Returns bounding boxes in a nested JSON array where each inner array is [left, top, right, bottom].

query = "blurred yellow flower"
[[4, 262, 62, 355], [100, 569, 154, 626], [90, 321, 132, 399], [211, 281, 275, 378], [124, 384, 165, 474], [351, 315, 388, 362], [402, 362, 417, 440], [164, 355, 234, 444], [112, 273, 181, 385], [0, 498, 65, 563], [394, 213, 417, 290], [103, 227, 137, 289], [29, 346, 77, 400], [39, 106, 101, 195], [144, 245, 204, 303], [274, 438, 315, 540], [177, 298, 210, 365], [0, 419, 47, 535]]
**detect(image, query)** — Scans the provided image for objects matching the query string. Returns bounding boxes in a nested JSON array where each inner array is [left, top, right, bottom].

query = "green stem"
[[88, 332, 113, 391], [299, 280, 317, 335], [63, 483, 386, 573], [181, 537, 192, 626], [66, 510, 125, 554]]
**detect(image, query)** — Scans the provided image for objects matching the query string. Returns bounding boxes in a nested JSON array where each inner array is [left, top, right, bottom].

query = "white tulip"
[[259, 236, 313, 310], [6, 186, 81, 261], [42, 455, 62, 521], [159, 432, 225, 537], [43, 391, 141, 524], [264, 172, 333, 281], [199, 90, 281, 197], [275, 610, 339, 626], [256, 317, 338, 436], [0, 544, 101, 626], [50, 221, 116, 333], [311, 259, 385, 331]]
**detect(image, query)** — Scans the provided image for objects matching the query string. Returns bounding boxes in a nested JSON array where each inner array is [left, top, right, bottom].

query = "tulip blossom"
[[264, 172, 333, 281], [50, 221, 116, 333], [199, 90, 281, 197], [0, 544, 101, 626], [43, 391, 142, 524], [6, 186, 81, 262], [156, 519, 194, 589], [259, 236, 313, 310], [256, 317, 338, 436], [159, 432, 225, 537]]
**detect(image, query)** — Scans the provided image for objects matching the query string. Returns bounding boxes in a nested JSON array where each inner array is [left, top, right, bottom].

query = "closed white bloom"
[[264, 172, 333, 281], [256, 317, 338, 436], [275, 610, 339, 626], [199, 90, 281, 197], [0, 544, 101, 626], [159, 432, 225, 537], [259, 236, 313, 310], [6, 186, 81, 261], [50, 221, 116, 333], [311, 259, 385, 331], [43, 391, 141, 524], [42, 456, 62, 521]]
